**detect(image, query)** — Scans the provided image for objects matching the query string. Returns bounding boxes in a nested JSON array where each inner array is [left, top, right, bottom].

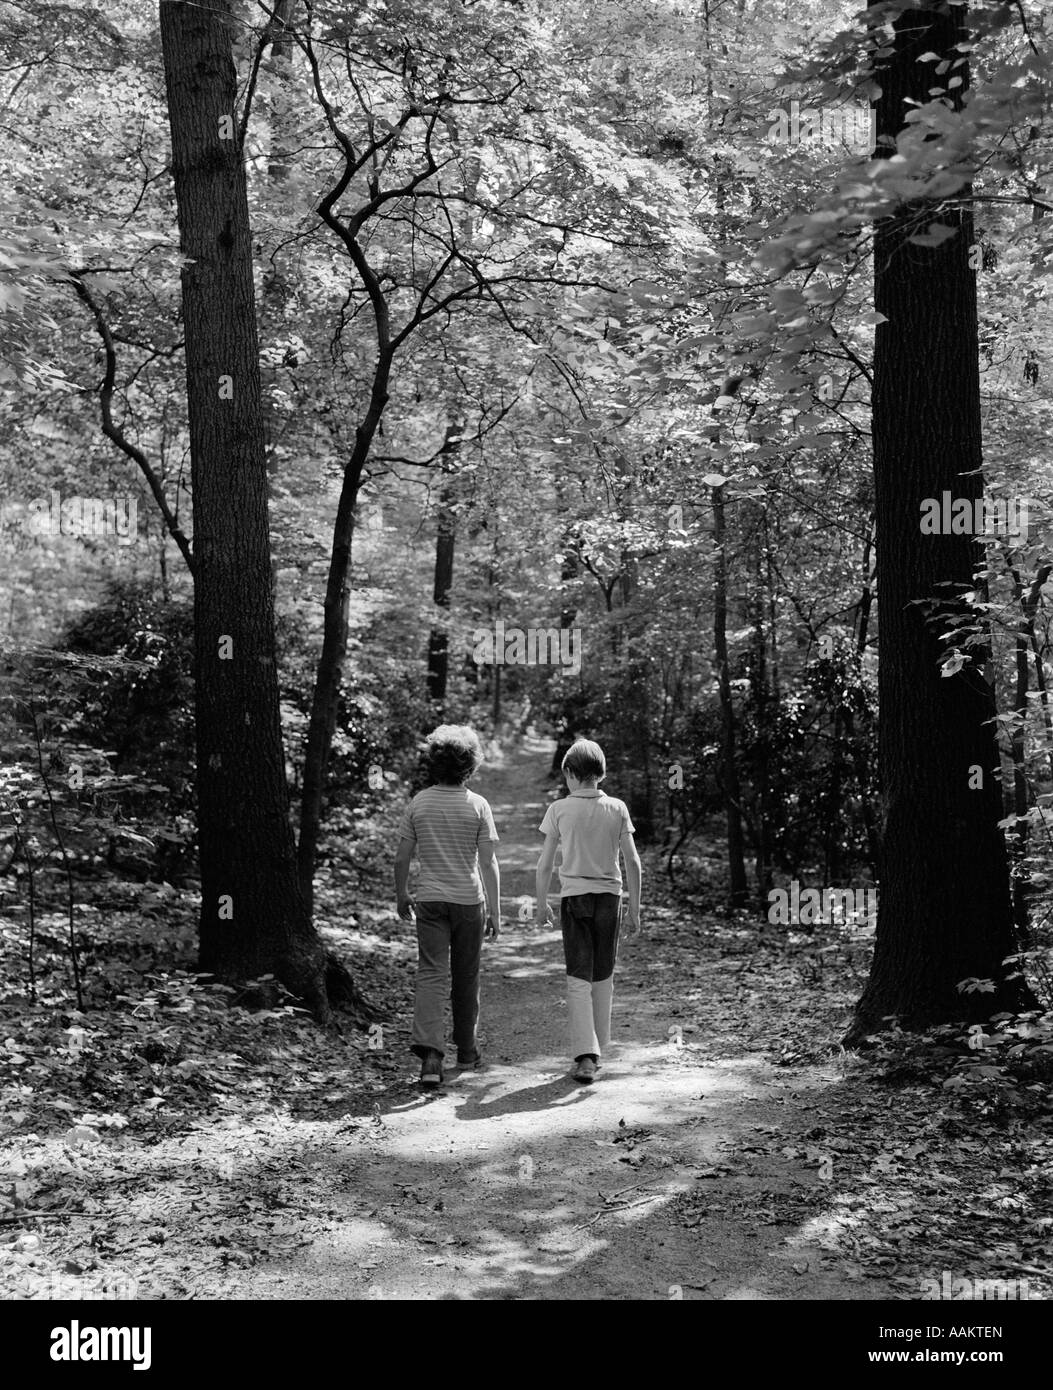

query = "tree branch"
[[69, 272, 195, 577]]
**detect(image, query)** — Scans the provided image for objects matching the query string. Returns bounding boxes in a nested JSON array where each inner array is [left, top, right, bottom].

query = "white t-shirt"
[[538, 789, 635, 897]]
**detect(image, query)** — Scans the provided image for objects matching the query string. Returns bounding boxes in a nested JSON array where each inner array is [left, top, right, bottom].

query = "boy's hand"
[[623, 905, 641, 937], [535, 900, 554, 928], [396, 895, 415, 921], [485, 915, 500, 940]]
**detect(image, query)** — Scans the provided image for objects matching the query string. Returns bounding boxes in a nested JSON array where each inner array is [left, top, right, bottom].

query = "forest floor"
[[1, 735, 1051, 1301]]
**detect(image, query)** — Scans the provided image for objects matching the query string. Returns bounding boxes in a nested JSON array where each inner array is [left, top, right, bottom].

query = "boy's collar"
[[569, 788, 603, 797]]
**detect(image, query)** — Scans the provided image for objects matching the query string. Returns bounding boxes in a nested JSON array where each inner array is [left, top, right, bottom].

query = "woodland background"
[[0, 0, 1052, 1303]]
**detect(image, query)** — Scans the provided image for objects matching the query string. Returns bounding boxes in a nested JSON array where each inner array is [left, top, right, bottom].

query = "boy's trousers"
[[560, 891, 620, 1060], [411, 900, 485, 1058]]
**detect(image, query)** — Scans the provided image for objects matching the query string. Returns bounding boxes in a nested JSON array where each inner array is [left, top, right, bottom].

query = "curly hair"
[[425, 724, 484, 786]]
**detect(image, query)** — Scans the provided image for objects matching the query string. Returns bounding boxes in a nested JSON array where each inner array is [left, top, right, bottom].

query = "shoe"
[[572, 1055, 598, 1083], [420, 1050, 443, 1087], [456, 1050, 482, 1069]]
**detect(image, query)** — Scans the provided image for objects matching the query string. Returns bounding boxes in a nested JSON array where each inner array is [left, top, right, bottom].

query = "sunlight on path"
[[478, 730, 556, 908], [188, 735, 873, 1301]]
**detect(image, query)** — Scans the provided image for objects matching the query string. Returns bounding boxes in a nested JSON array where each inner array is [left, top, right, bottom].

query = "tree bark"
[[1009, 593, 1031, 943], [616, 554, 655, 841], [296, 407, 384, 913], [848, 1, 1033, 1039], [425, 424, 461, 711], [550, 497, 581, 775], [159, 0, 328, 1017], [712, 481, 749, 906], [294, 115, 396, 915], [747, 514, 772, 902]]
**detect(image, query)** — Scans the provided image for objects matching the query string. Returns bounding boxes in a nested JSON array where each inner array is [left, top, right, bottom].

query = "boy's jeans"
[[560, 891, 620, 1060], [411, 900, 485, 1059]]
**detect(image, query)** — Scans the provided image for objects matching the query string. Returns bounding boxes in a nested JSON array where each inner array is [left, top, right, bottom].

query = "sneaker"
[[420, 1050, 443, 1087], [456, 1050, 482, 1070], [572, 1054, 598, 1083]]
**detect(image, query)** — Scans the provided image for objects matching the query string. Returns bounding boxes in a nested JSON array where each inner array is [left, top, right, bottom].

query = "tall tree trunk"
[[486, 548, 502, 727], [827, 703, 844, 885], [748, 515, 772, 902], [848, 1, 1032, 1039], [294, 105, 396, 916], [712, 481, 748, 906], [424, 130, 477, 718], [616, 554, 654, 841], [297, 422, 383, 913], [551, 494, 581, 775], [160, 0, 327, 1018], [425, 424, 461, 712], [848, 533, 882, 874], [1008, 588, 1031, 943], [260, 0, 300, 601]]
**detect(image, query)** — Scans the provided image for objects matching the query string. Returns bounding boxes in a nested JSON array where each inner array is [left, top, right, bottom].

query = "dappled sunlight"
[[370, 1051, 773, 1154], [495, 959, 564, 981], [5, 723, 1042, 1303], [2, 0, 1048, 1329]]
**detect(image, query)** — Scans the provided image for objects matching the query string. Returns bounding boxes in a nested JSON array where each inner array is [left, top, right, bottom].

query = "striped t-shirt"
[[398, 785, 499, 905]]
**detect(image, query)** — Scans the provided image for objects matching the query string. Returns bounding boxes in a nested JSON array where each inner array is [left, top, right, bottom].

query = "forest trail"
[[190, 736, 898, 1301]]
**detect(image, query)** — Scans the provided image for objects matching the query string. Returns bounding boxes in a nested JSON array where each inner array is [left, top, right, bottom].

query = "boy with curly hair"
[[394, 725, 501, 1087]]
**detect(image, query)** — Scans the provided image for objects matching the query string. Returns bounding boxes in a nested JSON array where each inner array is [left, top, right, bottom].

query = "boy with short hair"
[[395, 725, 501, 1087], [535, 738, 641, 1083]]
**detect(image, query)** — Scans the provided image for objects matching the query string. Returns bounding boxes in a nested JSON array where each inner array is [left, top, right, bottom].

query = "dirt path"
[[190, 735, 898, 1301], [5, 739, 1045, 1304]]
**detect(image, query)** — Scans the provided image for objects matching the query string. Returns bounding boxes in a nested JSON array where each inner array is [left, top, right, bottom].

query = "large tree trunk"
[[712, 481, 749, 907], [160, 0, 328, 1017], [848, 1, 1032, 1039]]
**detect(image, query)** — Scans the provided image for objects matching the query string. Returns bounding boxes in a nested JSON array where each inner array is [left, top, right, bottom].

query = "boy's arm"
[[621, 830, 642, 935], [479, 842, 501, 938], [535, 829, 559, 926], [394, 837, 415, 920]]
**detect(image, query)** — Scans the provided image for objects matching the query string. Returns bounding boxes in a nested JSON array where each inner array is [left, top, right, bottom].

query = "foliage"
[[57, 579, 195, 806], [863, 1009, 1053, 1127]]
